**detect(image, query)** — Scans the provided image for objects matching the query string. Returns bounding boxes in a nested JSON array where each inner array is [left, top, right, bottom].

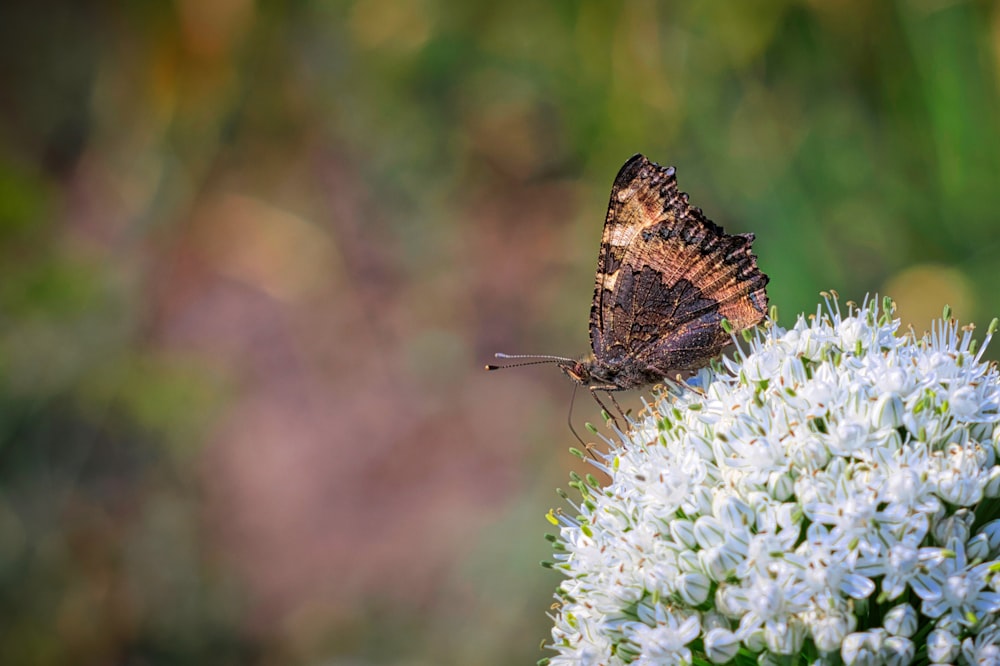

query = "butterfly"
[[488, 154, 768, 421]]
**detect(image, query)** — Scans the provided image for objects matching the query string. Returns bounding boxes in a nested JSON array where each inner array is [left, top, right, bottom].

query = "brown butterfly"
[[488, 154, 768, 421]]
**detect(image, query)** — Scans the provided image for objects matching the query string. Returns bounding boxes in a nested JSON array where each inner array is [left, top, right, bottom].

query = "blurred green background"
[[1, 0, 999, 663]]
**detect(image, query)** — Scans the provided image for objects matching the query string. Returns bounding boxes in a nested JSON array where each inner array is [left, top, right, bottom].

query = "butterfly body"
[[558, 351, 665, 391]]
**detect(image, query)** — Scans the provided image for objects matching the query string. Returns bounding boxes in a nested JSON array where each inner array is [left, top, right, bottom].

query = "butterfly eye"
[[564, 363, 589, 383]]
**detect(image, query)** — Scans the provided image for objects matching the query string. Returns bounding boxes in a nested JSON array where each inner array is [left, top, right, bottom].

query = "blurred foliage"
[[0, 0, 999, 664]]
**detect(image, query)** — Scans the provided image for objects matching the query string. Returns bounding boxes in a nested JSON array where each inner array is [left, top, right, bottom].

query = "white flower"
[[626, 608, 700, 666], [786, 538, 875, 604], [882, 536, 935, 600], [931, 444, 992, 506], [963, 623, 1000, 666], [810, 610, 857, 653], [801, 478, 885, 570], [546, 296, 1000, 664], [932, 509, 975, 547], [910, 538, 1000, 628], [731, 566, 812, 641], [548, 609, 615, 666], [842, 630, 884, 666]]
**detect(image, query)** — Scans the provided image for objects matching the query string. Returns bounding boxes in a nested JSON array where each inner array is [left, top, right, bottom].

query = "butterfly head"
[[557, 358, 593, 385]]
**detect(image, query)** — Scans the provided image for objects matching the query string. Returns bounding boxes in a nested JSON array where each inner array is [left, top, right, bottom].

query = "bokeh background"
[[2, 0, 1000, 663]]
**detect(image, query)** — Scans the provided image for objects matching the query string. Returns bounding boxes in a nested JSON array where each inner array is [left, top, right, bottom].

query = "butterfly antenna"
[[485, 353, 574, 371]]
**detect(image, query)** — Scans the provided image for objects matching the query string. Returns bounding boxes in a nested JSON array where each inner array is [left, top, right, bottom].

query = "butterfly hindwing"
[[588, 155, 768, 385]]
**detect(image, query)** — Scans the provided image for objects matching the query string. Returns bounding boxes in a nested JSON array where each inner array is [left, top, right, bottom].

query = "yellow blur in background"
[[1, 1, 1000, 663]]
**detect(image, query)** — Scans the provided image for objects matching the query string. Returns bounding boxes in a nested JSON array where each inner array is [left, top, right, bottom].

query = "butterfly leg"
[[588, 386, 622, 431], [607, 392, 630, 424]]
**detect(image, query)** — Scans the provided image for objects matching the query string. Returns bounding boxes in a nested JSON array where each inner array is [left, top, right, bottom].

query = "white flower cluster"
[[545, 295, 1000, 666]]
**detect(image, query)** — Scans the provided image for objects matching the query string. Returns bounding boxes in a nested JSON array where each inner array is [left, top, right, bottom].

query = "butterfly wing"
[[589, 154, 768, 376]]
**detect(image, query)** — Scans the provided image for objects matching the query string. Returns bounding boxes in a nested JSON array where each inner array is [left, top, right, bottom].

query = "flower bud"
[[980, 519, 1000, 555], [883, 603, 917, 637], [881, 635, 915, 666], [694, 516, 726, 548], [967, 533, 990, 561], [670, 519, 697, 549], [985, 466, 1000, 499], [767, 471, 795, 501], [704, 628, 740, 663], [927, 629, 960, 664], [714, 495, 754, 530], [677, 572, 710, 606], [872, 393, 904, 429]]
